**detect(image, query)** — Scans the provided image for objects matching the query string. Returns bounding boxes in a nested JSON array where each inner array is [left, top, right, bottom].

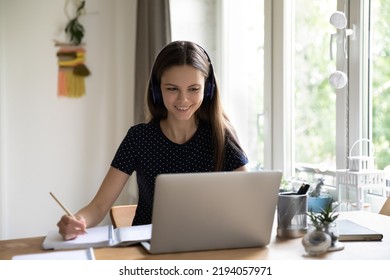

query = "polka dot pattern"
[[111, 121, 248, 225]]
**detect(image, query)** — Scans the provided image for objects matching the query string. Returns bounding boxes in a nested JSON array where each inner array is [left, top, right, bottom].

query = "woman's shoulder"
[[127, 122, 158, 136], [128, 121, 159, 133]]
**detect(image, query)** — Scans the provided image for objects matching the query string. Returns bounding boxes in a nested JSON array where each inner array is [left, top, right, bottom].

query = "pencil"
[[49, 192, 74, 217], [49, 192, 87, 234]]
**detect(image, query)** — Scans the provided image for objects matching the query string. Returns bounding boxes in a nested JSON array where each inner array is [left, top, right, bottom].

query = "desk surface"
[[1, 211, 389, 260]]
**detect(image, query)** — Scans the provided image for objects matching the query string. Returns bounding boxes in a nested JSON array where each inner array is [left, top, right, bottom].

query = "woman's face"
[[160, 65, 205, 123]]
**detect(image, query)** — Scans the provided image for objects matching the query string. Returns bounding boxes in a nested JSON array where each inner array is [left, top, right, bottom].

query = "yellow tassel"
[[57, 47, 89, 98]]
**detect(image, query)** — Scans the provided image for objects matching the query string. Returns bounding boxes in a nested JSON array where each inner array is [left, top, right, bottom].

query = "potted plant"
[[307, 202, 339, 233], [302, 202, 344, 255], [308, 178, 333, 213]]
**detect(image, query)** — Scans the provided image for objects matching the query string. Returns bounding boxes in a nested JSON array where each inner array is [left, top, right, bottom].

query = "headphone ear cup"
[[151, 78, 162, 104], [204, 66, 215, 100], [204, 79, 212, 99]]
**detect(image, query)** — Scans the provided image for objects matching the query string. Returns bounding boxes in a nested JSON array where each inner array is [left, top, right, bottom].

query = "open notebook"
[[42, 224, 151, 250]]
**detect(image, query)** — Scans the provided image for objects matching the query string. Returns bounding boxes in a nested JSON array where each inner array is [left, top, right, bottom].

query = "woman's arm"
[[57, 167, 130, 240]]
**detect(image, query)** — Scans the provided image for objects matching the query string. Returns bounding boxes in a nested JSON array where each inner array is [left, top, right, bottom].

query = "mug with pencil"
[[277, 184, 309, 238]]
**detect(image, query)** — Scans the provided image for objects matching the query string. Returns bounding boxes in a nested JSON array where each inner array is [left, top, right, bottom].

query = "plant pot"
[[308, 196, 332, 213], [302, 222, 344, 256], [302, 229, 331, 256]]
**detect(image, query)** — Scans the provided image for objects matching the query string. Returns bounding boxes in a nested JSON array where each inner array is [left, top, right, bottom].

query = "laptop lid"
[[337, 219, 383, 241], [143, 170, 282, 254]]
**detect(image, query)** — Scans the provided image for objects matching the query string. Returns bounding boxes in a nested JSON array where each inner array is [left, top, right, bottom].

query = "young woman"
[[57, 41, 248, 240]]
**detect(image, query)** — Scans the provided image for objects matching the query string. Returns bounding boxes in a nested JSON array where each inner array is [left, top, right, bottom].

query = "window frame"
[[347, 0, 371, 165], [265, 0, 294, 176]]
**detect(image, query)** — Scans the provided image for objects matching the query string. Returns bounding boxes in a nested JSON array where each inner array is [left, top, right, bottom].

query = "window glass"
[[219, 0, 264, 170], [294, 0, 338, 177], [371, 0, 390, 170]]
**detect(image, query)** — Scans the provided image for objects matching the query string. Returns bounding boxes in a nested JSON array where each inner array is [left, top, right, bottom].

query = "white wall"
[[0, 0, 137, 239]]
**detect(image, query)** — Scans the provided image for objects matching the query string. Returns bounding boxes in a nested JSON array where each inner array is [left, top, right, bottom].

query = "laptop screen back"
[[147, 171, 282, 254]]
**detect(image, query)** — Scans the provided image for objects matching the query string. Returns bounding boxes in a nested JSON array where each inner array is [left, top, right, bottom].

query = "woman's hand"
[[56, 215, 87, 240]]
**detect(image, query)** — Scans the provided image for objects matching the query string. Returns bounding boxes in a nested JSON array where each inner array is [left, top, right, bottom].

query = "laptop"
[[141, 170, 282, 254], [337, 219, 383, 241]]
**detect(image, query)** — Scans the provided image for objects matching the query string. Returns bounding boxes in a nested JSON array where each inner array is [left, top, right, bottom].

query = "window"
[[292, 0, 389, 201]]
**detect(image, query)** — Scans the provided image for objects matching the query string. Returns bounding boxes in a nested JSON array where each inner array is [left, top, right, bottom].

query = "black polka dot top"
[[111, 120, 248, 225]]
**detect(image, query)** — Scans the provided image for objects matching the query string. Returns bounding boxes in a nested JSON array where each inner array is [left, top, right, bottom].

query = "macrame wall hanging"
[[55, 0, 91, 98]]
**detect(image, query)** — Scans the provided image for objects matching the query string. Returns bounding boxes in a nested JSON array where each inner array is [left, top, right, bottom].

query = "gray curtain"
[[134, 0, 171, 124]]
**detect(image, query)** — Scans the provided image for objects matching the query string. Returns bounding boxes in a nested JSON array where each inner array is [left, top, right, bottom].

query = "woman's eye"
[[166, 87, 178, 92], [189, 87, 200, 92]]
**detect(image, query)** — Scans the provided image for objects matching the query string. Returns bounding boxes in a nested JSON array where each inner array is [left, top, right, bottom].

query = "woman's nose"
[[176, 91, 187, 101]]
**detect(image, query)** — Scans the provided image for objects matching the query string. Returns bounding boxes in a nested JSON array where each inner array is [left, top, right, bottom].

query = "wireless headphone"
[[150, 43, 216, 104]]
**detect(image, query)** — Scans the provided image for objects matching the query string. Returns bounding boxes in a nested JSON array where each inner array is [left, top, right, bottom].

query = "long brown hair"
[[145, 41, 245, 171]]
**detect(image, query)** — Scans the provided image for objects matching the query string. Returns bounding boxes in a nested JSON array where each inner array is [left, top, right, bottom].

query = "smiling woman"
[[146, 41, 247, 172]]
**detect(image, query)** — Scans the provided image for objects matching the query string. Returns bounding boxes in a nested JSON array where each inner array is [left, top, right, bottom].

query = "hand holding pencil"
[[50, 192, 87, 240]]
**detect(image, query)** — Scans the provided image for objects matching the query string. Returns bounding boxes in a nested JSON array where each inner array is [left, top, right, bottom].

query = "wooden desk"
[[1, 211, 389, 260]]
